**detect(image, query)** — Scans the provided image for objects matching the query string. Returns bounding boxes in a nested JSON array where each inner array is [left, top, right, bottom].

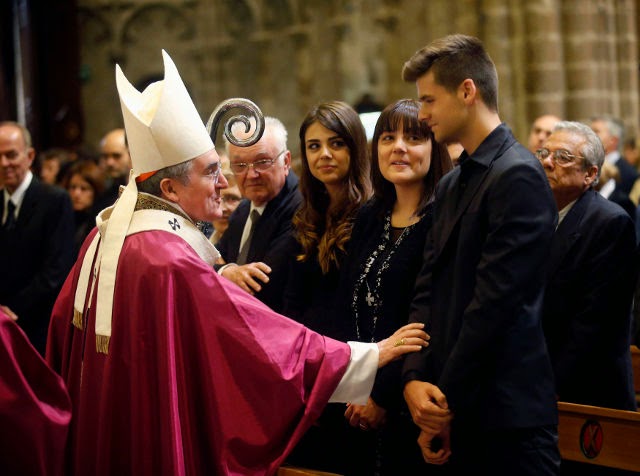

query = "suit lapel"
[[433, 162, 494, 261], [432, 130, 517, 262], [226, 201, 250, 262], [14, 180, 39, 228], [548, 190, 591, 278]]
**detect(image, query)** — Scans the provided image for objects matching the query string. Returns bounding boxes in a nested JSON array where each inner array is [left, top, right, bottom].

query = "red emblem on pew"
[[579, 420, 603, 459]]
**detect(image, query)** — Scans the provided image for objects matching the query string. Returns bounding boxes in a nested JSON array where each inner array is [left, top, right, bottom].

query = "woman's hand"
[[377, 322, 429, 368], [345, 397, 387, 431]]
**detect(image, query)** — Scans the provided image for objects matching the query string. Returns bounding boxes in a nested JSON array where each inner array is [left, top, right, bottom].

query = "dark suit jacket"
[[607, 183, 636, 220], [216, 172, 301, 312], [0, 178, 74, 354], [543, 189, 637, 410], [614, 153, 638, 195], [403, 124, 559, 432]]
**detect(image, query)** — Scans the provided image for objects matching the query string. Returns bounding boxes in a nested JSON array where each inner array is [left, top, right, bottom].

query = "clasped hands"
[[404, 380, 453, 465], [347, 323, 430, 431]]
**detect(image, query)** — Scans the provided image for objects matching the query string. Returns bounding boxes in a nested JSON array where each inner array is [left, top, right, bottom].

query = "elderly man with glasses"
[[537, 121, 638, 411], [216, 116, 302, 313]]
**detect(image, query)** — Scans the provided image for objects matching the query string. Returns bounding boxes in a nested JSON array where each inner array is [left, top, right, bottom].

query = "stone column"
[[522, 1, 565, 123], [614, 0, 639, 136]]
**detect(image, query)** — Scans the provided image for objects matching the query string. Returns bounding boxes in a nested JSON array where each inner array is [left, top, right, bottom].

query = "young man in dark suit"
[[401, 35, 561, 475], [0, 121, 74, 354], [539, 121, 637, 411], [216, 116, 301, 313]]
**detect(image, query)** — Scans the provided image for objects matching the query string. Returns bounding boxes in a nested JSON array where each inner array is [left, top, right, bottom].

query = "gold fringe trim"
[[72, 309, 84, 330], [96, 335, 110, 355]]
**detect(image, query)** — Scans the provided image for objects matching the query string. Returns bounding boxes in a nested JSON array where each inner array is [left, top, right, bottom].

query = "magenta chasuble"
[[47, 224, 351, 476], [0, 310, 70, 476]]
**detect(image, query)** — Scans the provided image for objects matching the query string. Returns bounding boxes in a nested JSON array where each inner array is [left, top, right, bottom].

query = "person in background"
[[0, 121, 74, 355], [94, 128, 131, 210], [623, 136, 639, 169], [527, 114, 561, 154], [210, 155, 242, 244], [341, 99, 452, 475], [284, 101, 371, 473], [216, 117, 302, 313], [538, 121, 637, 411], [401, 34, 560, 475], [595, 161, 635, 219], [591, 115, 637, 194], [38, 148, 73, 186], [64, 160, 106, 256]]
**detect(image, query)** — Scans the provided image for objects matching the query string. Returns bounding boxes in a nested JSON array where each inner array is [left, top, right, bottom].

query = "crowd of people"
[[1, 34, 639, 476]]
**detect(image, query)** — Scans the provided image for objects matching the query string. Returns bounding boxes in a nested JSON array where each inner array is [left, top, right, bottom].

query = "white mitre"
[[89, 50, 214, 354], [116, 50, 213, 174]]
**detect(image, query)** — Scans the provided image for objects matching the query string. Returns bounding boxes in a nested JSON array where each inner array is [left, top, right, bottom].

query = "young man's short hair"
[[402, 34, 499, 112]]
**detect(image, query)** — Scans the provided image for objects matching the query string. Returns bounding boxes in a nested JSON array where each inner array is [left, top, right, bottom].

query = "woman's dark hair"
[[64, 160, 107, 200], [371, 99, 452, 215], [294, 101, 371, 273]]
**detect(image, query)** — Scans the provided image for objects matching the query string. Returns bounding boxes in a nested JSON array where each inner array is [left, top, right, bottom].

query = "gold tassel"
[[72, 308, 84, 330], [96, 335, 110, 355]]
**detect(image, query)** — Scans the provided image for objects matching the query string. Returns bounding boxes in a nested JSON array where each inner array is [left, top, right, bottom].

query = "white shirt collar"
[[598, 179, 615, 199], [250, 202, 266, 215], [604, 151, 621, 165], [4, 170, 33, 213], [557, 198, 578, 227]]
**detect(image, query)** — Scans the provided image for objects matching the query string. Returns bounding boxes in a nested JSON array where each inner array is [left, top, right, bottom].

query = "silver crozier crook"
[[206, 98, 265, 147]]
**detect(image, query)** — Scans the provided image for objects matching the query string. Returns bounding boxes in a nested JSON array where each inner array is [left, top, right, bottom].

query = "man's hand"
[[404, 381, 452, 434], [418, 425, 451, 465], [345, 397, 387, 431], [0, 305, 18, 321], [220, 262, 271, 294], [377, 323, 429, 368]]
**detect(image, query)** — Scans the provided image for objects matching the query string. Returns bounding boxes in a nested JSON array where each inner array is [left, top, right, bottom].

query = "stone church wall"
[[77, 0, 639, 152]]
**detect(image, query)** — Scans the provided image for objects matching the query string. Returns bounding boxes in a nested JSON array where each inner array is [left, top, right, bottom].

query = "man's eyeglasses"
[[230, 150, 286, 175], [535, 148, 584, 166]]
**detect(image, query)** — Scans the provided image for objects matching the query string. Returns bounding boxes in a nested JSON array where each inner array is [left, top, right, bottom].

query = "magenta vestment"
[[0, 309, 71, 476], [47, 228, 351, 475]]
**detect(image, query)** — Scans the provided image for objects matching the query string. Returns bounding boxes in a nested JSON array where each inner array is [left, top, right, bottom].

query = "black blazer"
[[614, 154, 638, 195], [403, 124, 559, 431], [216, 172, 302, 312], [543, 188, 637, 410], [0, 178, 74, 354]]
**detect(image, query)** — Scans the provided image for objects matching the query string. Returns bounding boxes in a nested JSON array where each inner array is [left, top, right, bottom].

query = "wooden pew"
[[557, 401, 640, 472], [277, 467, 342, 476], [631, 345, 640, 394]]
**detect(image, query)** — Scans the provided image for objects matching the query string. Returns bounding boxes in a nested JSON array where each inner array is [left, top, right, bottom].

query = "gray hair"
[[136, 159, 194, 196], [224, 116, 288, 159], [591, 115, 624, 150], [553, 121, 604, 186]]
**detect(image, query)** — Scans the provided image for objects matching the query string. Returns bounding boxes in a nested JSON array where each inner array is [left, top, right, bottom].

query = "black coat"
[[216, 172, 301, 313], [614, 155, 638, 195], [0, 178, 74, 353], [403, 124, 559, 432], [543, 188, 637, 410]]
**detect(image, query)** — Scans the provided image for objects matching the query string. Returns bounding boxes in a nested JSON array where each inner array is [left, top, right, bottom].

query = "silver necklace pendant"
[[366, 291, 375, 306]]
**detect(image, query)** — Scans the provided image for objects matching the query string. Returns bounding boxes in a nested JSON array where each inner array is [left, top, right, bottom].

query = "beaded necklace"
[[352, 212, 416, 342]]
